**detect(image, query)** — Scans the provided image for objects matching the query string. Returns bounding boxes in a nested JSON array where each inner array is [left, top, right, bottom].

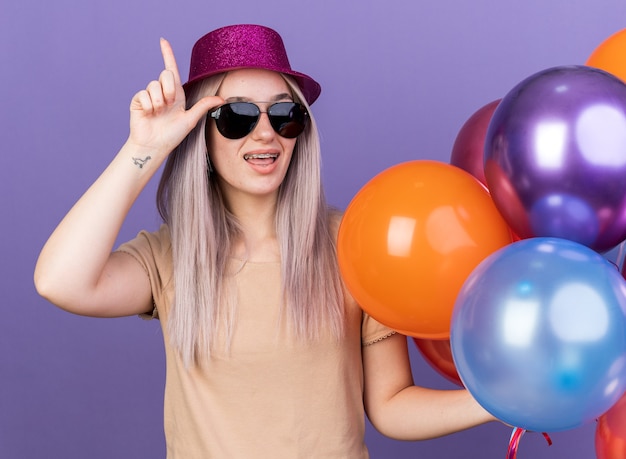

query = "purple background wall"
[[3, 0, 626, 457]]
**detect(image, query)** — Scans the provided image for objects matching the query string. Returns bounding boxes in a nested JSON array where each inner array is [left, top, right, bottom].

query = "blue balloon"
[[450, 237, 626, 432]]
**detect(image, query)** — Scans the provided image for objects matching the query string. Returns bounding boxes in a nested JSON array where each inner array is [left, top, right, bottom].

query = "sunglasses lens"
[[214, 102, 260, 139], [268, 103, 309, 138], [210, 102, 309, 139]]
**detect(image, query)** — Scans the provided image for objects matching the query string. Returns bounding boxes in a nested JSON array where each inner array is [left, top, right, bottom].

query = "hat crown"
[[185, 24, 321, 105], [189, 25, 291, 78]]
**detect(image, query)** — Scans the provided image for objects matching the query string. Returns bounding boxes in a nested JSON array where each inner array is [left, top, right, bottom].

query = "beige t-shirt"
[[118, 224, 394, 459]]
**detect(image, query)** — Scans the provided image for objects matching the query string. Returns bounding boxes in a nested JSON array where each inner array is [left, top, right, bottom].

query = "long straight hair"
[[156, 73, 345, 365]]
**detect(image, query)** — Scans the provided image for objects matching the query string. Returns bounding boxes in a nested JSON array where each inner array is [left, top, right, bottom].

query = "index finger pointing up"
[[160, 37, 182, 85]]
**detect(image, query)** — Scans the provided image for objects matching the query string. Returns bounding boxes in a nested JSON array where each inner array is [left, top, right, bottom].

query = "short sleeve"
[[361, 312, 396, 346], [115, 224, 172, 320]]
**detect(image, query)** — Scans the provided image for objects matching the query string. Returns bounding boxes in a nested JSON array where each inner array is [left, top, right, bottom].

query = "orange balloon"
[[587, 28, 626, 82], [338, 160, 512, 339]]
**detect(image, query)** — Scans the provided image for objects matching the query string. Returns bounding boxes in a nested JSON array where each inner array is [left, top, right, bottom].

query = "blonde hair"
[[156, 73, 345, 365]]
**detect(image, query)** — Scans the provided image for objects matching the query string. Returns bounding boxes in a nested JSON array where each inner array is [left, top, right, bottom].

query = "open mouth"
[[243, 153, 279, 164]]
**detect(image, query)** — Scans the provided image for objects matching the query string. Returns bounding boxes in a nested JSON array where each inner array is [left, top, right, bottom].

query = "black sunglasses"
[[208, 101, 309, 140]]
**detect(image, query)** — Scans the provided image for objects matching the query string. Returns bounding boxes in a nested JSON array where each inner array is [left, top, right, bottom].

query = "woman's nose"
[[250, 112, 275, 140]]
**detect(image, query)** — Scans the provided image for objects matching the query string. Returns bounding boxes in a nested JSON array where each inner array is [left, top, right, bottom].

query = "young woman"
[[34, 24, 494, 458]]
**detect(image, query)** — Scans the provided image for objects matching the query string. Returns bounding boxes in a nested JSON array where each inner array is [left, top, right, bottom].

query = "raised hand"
[[35, 38, 224, 318], [127, 38, 222, 159]]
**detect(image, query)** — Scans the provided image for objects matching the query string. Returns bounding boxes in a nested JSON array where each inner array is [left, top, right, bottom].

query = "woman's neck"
[[226, 192, 280, 262]]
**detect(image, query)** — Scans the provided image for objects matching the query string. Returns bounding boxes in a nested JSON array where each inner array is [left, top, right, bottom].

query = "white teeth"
[[244, 153, 278, 160]]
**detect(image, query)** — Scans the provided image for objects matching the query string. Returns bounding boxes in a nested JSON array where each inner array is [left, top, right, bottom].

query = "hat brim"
[[183, 66, 321, 106]]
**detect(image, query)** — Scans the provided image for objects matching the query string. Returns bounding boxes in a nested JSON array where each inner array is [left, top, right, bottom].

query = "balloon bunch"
[[585, 27, 626, 459], [337, 28, 626, 458]]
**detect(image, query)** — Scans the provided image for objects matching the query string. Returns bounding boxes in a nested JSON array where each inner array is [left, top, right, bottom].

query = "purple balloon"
[[485, 65, 626, 252]]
